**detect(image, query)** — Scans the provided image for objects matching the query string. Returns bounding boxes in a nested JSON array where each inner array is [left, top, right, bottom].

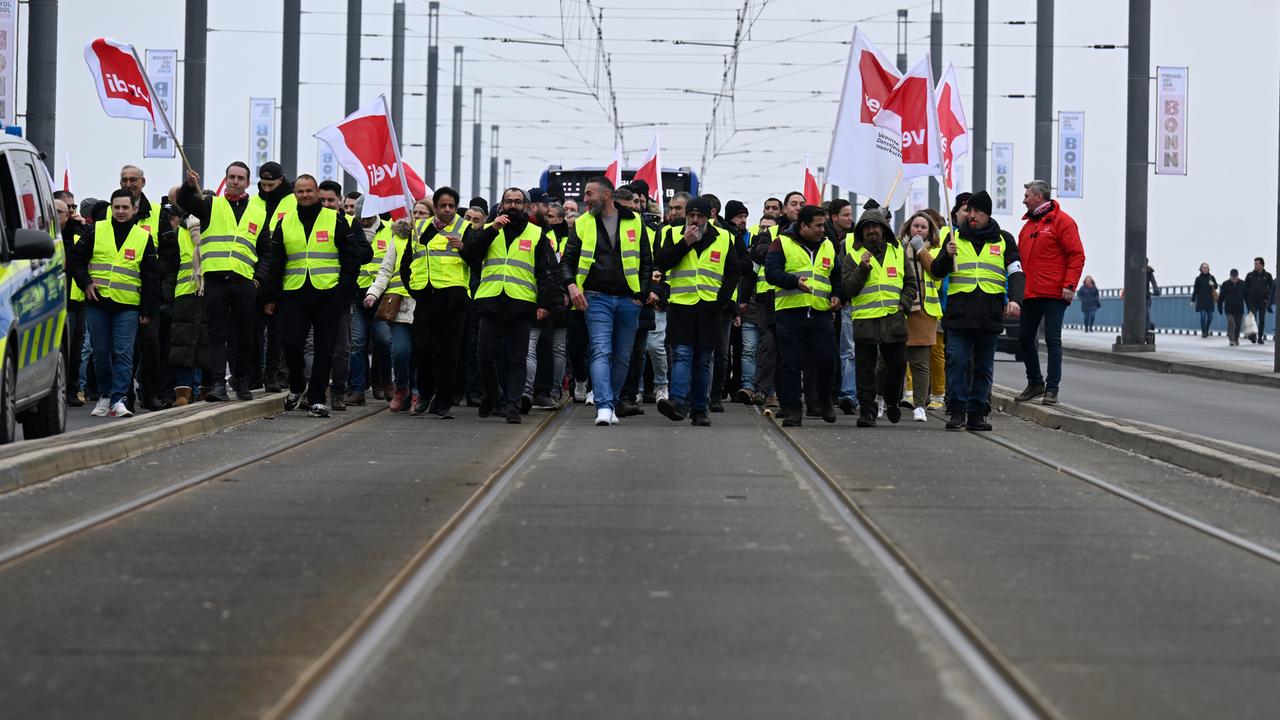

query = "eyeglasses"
[[501, 199, 525, 207], [120, 176, 143, 183]]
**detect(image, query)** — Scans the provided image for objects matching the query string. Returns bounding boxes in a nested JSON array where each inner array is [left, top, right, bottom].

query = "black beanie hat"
[[724, 199, 748, 221], [686, 197, 714, 218], [968, 190, 993, 215], [469, 196, 489, 215], [952, 191, 973, 216]]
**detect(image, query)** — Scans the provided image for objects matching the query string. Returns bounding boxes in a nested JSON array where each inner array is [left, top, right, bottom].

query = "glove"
[[908, 235, 925, 253], [392, 219, 413, 239]]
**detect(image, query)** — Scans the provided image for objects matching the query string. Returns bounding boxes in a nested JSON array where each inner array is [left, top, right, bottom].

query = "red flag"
[[61, 155, 72, 194], [825, 27, 904, 206], [314, 95, 420, 218], [936, 63, 969, 190], [631, 132, 663, 202], [803, 156, 821, 206], [388, 162, 429, 219], [873, 54, 942, 181], [214, 177, 226, 196], [604, 144, 623, 189], [83, 38, 162, 125]]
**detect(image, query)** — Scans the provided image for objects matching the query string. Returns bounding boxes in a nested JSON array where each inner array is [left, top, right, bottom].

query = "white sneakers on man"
[[913, 406, 927, 422], [595, 408, 612, 426], [655, 384, 669, 401], [90, 397, 111, 417], [109, 401, 133, 418], [609, 410, 619, 425]]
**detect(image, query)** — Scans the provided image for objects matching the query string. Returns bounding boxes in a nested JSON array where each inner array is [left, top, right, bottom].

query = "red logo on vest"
[[626, 229, 636, 243], [710, 250, 721, 263], [123, 248, 136, 261], [278, 212, 286, 221], [316, 230, 330, 243], [248, 222, 259, 235], [989, 244, 1000, 256], [822, 257, 832, 269], [519, 239, 532, 252], [142, 225, 152, 235], [377, 239, 387, 251], [886, 265, 897, 277]]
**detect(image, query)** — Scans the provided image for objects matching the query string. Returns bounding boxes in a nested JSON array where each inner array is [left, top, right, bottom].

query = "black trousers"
[[478, 313, 531, 411], [66, 304, 86, 399], [709, 305, 735, 402], [775, 309, 834, 414], [204, 275, 258, 389], [415, 289, 469, 412], [281, 288, 343, 405], [855, 340, 906, 412], [133, 315, 163, 401], [566, 308, 589, 382], [621, 328, 648, 402]]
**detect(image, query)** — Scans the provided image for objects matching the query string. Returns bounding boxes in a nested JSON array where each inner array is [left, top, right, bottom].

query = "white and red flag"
[[314, 95, 428, 219], [61, 154, 72, 194], [935, 63, 969, 190], [873, 54, 942, 182], [824, 27, 903, 205], [604, 143, 623, 189], [803, 155, 822, 206], [631, 132, 663, 203], [84, 38, 167, 128]]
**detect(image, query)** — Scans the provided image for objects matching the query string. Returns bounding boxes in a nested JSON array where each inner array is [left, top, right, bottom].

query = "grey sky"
[[29, 0, 1280, 287]]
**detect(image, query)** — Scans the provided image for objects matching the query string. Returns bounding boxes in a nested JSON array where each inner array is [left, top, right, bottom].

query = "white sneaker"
[[90, 397, 111, 417], [928, 394, 945, 409], [913, 407, 927, 422], [655, 384, 669, 401], [109, 400, 133, 418], [609, 409, 619, 425], [573, 380, 588, 403], [595, 408, 611, 426], [876, 397, 885, 418], [585, 390, 595, 405]]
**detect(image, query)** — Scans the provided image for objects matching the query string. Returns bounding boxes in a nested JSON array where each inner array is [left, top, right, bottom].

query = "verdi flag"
[[824, 27, 903, 206], [935, 64, 969, 190], [872, 54, 942, 182]]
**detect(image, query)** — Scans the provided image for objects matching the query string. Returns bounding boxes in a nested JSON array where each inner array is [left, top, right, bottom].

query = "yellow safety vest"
[[573, 212, 642, 294], [135, 202, 162, 249], [280, 208, 341, 291], [850, 243, 904, 320], [752, 224, 780, 296], [666, 225, 730, 306], [360, 222, 394, 289], [916, 246, 943, 318], [948, 234, 1007, 296], [175, 227, 197, 297], [774, 235, 834, 312], [68, 231, 86, 303], [248, 193, 297, 234], [383, 234, 409, 298], [201, 195, 265, 280], [412, 215, 469, 293], [476, 222, 540, 302], [88, 220, 150, 306]]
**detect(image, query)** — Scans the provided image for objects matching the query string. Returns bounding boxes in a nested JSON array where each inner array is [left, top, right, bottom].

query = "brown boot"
[[343, 390, 366, 406], [173, 386, 192, 406]]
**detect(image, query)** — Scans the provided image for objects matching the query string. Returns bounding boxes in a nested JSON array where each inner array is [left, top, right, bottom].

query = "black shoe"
[[657, 397, 686, 422], [821, 403, 837, 424], [205, 384, 228, 402], [1041, 391, 1059, 406], [1014, 383, 1046, 402], [966, 413, 993, 431], [478, 395, 497, 418], [642, 393, 657, 404], [142, 395, 167, 411], [838, 397, 857, 415], [616, 400, 645, 418], [781, 412, 802, 427], [504, 405, 522, 424], [432, 407, 455, 420], [709, 400, 725, 413], [690, 411, 711, 427], [264, 382, 281, 394], [885, 404, 901, 424], [235, 384, 253, 401], [329, 391, 347, 411], [752, 391, 766, 406], [284, 392, 302, 411], [308, 403, 331, 418], [856, 414, 876, 428], [945, 412, 965, 430], [519, 393, 533, 415], [805, 406, 822, 418], [532, 393, 556, 410]]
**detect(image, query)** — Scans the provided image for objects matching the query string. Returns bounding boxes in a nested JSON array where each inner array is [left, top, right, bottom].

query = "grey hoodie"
[[841, 207, 915, 344]]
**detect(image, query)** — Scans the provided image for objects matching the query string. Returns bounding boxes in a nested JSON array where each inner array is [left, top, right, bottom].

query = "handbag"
[[375, 293, 402, 322], [1242, 311, 1258, 338]]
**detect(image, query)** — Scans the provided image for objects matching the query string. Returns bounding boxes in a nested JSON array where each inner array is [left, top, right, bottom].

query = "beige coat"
[[364, 233, 416, 324]]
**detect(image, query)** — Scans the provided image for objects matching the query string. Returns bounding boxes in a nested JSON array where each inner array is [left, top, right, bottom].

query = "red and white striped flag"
[[803, 155, 821, 206], [936, 63, 969, 190], [873, 54, 942, 181], [61, 154, 72, 193], [630, 132, 663, 202], [604, 143, 623, 189]]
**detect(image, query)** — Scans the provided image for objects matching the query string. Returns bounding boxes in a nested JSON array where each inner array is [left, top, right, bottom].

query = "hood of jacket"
[[852, 207, 894, 252]]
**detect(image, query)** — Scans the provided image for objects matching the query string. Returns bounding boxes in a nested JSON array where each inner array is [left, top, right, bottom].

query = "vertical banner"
[[1155, 66, 1188, 176], [991, 142, 1014, 214], [142, 49, 178, 158], [249, 98, 275, 182], [1057, 111, 1084, 198], [0, 0, 15, 126], [317, 142, 339, 183], [908, 182, 928, 218]]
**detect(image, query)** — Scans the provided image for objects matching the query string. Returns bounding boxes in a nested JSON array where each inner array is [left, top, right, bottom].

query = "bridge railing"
[[1068, 285, 1235, 335]]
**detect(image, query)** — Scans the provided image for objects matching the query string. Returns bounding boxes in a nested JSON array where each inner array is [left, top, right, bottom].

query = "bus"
[[539, 165, 699, 205]]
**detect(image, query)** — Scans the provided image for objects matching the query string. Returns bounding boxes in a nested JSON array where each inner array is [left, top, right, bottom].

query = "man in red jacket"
[[1013, 179, 1085, 405]]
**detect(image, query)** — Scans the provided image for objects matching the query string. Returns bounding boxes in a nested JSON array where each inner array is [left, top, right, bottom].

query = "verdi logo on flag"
[[825, 27, 904, 207], [991, 143, 1014, 214], [1155, 66, 1187, 176], [1057, 112, 1084, 198]]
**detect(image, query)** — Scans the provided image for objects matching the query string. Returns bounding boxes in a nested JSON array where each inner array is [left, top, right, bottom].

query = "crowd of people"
[[1190, 259, 1275, 346], [56, 160, 1095, 431]]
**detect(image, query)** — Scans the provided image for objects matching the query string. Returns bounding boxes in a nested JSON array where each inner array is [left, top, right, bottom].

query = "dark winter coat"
[[1244, 269, 1275, 310], [1077, 283, 1101, 312], [1217, 278, 1246, 316], [655, 222, 741, 348], [841, 208, 914, 344], [168, 294, 209, 372], [929, 218, 1025, 334], [1191, 272, 1218, 312]]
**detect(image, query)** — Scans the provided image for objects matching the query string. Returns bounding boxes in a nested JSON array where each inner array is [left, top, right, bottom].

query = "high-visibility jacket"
[[135, 202, 162, 249], [249, 193, 297, 235], [381, 234, 410, 298], [666, 225, 730, 306], [88, 220, 150, 306], [751, 224, 780, 296], [201, 195, 266, 280], [280, 208, 341, 291], [476, 222, 541, 302], [948, 234, 1007, 296], [174, 227, 197, 298], [573, 212, 642, 293], [774, 235, 834, 312], [69, 231, 86, 303], [359, 223, 395, 289], [410, 215, 469, 293], [850, 243, 904, 320]]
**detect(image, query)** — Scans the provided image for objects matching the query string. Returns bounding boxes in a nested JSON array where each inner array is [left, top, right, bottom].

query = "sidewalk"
[[1058, 328, 1280, 388]]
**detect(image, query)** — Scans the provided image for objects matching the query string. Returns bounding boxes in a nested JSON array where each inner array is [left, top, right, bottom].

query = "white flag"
[[873, 54, 942, 182], [935, 64, 969, 190], [824, 27, 903, 206]]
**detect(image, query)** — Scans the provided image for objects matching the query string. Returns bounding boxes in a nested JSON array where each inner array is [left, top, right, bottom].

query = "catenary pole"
[[489, 125, 499, 207], [391, 1, 405, 151], [281, 0, 300, 177], [1034, 0, 1053, 183], [451, 47, 463, 187], [1117, 0, 1152, 351], [343, 0, 362, 191], [471, 88, 482, 199], [972, 0, 988, 190], [929, 0, 942, 210], [26, 0, 58, 171], [425, 2, 440, 186], [183, 0, 207, 178]]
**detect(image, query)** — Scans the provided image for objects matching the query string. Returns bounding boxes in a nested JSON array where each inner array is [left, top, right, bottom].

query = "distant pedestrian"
[[1145, 260, 1160, 331], [1243, 257, 1274, 344], [1077, 276, 1100, 332], [1190, 263, 1218, 338], [1218, 269, 1246, 346], [1014, 179, 1085, 406]]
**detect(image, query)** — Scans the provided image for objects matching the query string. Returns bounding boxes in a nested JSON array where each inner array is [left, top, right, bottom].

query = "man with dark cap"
[[748, 190, 806, 409], [247, 162, 296, 392], [654, 196, 738, 426], [930, 190, 1024, 431]]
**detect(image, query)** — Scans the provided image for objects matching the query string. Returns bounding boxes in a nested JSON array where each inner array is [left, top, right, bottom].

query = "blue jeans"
[[646, 310, 669, 387], [946, 329, 998, 417], [584, 291, 641, 411], [1018, 298, 1067, 392], [838, 308, 857, 400], [1252, 304, 1269, 339], [86, 305, 139, 405], [349, 303, 391, 394], [1082, 308, 1097, 331], [739, 321, 759, 392], [1198, 309, 1214, 335], [389, 321, 414, 390], [669, 344, 714, 412], [525, 325, 568, 396], [80, 321, 94, 393]]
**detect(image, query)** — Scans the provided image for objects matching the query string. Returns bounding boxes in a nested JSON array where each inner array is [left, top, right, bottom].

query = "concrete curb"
[[990, 385, 1279, 497], [1061, 343, 1280, 390], [0, 394, 285, 495]]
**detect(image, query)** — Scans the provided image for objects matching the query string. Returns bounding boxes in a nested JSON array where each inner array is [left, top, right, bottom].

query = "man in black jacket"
[[1244, 257, 1275, 343], [930, 190, 1025, 430], [253, 163, 296, 391]]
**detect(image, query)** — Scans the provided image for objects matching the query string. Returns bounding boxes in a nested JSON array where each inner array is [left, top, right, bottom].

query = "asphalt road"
[[994, 353, 1280, 455]]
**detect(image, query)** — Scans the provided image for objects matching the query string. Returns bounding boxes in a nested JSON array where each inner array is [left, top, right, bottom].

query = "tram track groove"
[[0, 405, 384, 571]]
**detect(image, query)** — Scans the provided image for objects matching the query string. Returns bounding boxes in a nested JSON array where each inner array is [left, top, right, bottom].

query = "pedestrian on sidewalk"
[[1146, 260, 1160, 331], [1014, 179, 1085, 406], [1244, 257, 1274, 344], [1218, 269, 1246, 346], [1191, 263, 1218, 338], [1077, 276, 1100, 332]]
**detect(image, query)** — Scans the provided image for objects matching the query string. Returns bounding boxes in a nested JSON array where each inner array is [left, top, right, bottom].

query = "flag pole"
[[129, 46, 191, 175], [883, 168, 904, 206]]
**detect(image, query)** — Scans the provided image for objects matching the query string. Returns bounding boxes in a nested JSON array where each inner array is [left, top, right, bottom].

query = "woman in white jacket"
[[362, 225, 417, 411]]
